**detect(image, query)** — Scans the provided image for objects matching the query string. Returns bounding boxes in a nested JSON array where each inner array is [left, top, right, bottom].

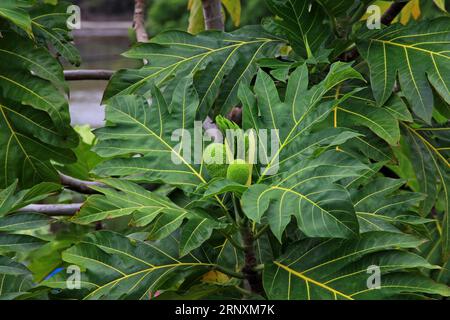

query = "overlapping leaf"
[[263, 0, 332, 59], [357, 18, 450, 123], [103, 28, 281, 116], [42, 231, 217, 299], [93, 77, 208, 188], [0, 256, 34, 300], [72, 179, 227, 256], [0, 233, 45, 255], [240, 62, 364, 175], [239, 63, 366, 240], [351, 177, 428, 233], [0, 180, 61, 216], [29, 1, 81, 66], [0, 19, 78, 188], [402, 124, 449, 259], [264, 232, 449, 299], [242, 151, 367, 241], [0, 0, 33, 36], [0, 212, 51, 232], [335, 89, 412, 146]]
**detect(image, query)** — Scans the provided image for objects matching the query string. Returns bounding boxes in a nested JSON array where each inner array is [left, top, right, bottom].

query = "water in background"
[[68, 21, 139, 128]]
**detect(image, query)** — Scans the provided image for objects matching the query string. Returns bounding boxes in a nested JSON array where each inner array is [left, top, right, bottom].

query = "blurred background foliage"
[[73, 0, 270, 35]]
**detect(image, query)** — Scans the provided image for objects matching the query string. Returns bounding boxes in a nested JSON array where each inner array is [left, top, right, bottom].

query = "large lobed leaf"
[[263, 0, 331, 60], [72, 179, 227, 256], [42, 231, 218, 300], [0, 2, 79, 188], [264, 232, 449, 299], [0, 256, 34, 300], [29, 1, 81, 66], [103, 27, 282, 117], [357, 18, 450, 123], [239, 62, 367, 240], [401, 124, 450, 260], [93, 77, 206, 188]]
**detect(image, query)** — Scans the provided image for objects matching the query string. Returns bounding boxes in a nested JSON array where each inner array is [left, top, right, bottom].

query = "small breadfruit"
[[203, 143, 229, 178], [226, 159, 252, 185]]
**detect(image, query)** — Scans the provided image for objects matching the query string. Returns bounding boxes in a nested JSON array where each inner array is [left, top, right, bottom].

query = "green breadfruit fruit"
[[226, 159, 252, 185], [203, 143, 230, 179]]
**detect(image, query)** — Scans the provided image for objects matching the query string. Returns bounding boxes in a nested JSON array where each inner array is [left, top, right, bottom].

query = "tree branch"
[[201, 0, 224, 31], [16, 203, 82, 216], [381, 1, 409, 25], [59, 173, 105, 194], [133, 0, 149, 42], [64, 69, 113, 81], [240, 222, 264, 294]]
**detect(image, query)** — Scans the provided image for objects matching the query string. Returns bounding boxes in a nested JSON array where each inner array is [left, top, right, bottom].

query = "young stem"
[[215, 265, 245, 280], [253, 224, 269, 240], [220, 231, 245, 251], [232, 194, 242, 227]]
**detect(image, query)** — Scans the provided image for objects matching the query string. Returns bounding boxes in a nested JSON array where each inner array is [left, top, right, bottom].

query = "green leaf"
[[0, 255, 30, 275], [29, 2, 81, 66], [316, 0, 374, 17], [0, 212, 51, 232], [202, 179, 248, 198], [0, 0, 33, 37], [0, 233, 45, 254], [335, 90, 412, 146], [357, 18, 450, 123], [103, 28, 281, 116], [0, 62, 72, 131], [56, 125, 104, 180], [0, 256, 34, 300], [0, 181, 61, 216], [242, 151, 367, 241], [179, 211, 227, 257], [351, 177, 427, 233], [240, 62, 364, 177], [402, 124, 449, 260], [239, 63, 365, 240], [73, 179, 226, 256], [42, 231, 215, 299], [0, 32, 67, 92], [93, 79, 208, 187], [433, 0, 447, 12], [264, 232, 449, 299], [72, 179, 193, 226], [264, 0, 331, 59], [0, 29, 77, 187], [0, 102, 77, 188]]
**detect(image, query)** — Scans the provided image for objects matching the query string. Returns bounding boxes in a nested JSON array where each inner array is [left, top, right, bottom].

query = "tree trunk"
[[241, 224, 264, 295], [133, 0, 149, 42], [201, 0, 224, 31]]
